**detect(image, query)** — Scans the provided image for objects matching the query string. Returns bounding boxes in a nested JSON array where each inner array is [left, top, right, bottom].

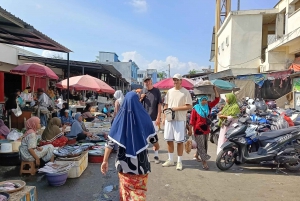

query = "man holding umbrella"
[[140, 77, 162, 164]]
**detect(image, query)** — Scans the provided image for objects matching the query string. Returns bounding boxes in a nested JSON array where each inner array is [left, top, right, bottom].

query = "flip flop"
[[202, 163, 209, 170], [193, 154, 202, 162]]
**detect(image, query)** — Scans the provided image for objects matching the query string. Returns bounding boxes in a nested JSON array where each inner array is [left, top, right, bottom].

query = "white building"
[[210, 0, 300, 77]]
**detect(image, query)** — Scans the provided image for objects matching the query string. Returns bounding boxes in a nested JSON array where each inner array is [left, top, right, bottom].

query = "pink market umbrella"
[[10, 63, 59, 80], [10, 63, 59, 92], [56, 75, 115, 94], [153, 78, 194, 90]]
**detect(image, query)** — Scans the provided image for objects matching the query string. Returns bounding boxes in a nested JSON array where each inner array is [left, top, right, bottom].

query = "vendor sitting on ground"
[[67, 113, 93, 141], [40, 117, 68, 147], [0, 119, 10, 140], [82, 104, 96, 122], [59, 103, 69, 117], [20, 117, 54, 166], [102, 104, 112, 117], [61, 110, 74, 126]]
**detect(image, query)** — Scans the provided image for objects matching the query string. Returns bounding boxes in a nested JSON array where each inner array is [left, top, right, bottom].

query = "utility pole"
[[168, 64, 170, 78]]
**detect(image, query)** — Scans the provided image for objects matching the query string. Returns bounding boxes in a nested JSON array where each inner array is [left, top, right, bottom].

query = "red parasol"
[[153, 78, 194, 90], [10, 63, 59, 80], [56, 75, 115, 94]]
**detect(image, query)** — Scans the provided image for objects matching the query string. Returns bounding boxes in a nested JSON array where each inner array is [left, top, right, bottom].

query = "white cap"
[[173, 73, 182, 80], [65, 110, 70, 113]]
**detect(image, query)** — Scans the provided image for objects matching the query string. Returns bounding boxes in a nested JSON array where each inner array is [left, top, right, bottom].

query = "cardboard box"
[[55, 151, 88, 178], [10, 186, 37, 201]]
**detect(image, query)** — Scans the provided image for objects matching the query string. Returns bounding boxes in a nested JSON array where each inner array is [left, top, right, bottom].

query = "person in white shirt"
[[162, 74, 193, 171]]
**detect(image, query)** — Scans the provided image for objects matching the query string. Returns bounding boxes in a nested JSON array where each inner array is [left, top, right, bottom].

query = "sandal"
[[202, 162, 209, 170], [193, 154, 202, 162]]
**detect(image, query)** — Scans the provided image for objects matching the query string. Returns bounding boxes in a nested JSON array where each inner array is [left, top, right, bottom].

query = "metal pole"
[[67, 53, 70, 104], [82, 67, 84, 75], [168, 64, 170, 78]]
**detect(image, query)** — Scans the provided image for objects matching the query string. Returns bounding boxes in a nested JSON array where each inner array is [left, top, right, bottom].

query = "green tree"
[[157, 72, 165, 80], [189, 69, 197, 75]]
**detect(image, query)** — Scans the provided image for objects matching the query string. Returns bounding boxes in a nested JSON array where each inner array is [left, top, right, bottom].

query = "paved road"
[[1, 132, 300, 201]]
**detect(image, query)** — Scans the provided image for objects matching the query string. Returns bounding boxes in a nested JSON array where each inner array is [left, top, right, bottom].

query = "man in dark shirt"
[[140, 77, 162, 164]]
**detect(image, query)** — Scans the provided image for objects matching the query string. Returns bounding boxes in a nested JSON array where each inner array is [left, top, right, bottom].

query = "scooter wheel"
[[216, 148, 235, 171], [284, 162, 300, 171], [209, 134, 214, 143], [213, 134, 219, 146]]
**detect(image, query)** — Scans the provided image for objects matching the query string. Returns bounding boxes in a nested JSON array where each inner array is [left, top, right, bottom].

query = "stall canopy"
[[18, 55, 129, 87], [0, 6, 71, 52]]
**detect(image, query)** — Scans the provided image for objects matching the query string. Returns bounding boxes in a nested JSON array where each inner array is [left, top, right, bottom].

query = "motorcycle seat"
[[258, 127, 300, 141]]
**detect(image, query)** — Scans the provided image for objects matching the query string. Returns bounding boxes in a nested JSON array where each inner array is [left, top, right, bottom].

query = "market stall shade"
[[10, 63, 59, 80], [153, 78, 194, 90], [210, 79, 239, 91], [56, 75, 115, 94]]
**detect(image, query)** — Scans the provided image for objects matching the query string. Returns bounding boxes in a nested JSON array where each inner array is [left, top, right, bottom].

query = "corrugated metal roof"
[[0, 6, 71, 52]]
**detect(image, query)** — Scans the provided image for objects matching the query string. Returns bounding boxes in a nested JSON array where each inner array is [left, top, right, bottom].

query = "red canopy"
[[153, 78, 194, 90], [56, 75, 115, 94], [10, 63, 59, 80]]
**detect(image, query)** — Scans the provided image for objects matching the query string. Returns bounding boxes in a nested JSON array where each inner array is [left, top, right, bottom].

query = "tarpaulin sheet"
[[255, 77, 292, 100], [234, 80, 255, 100], [237, 74, 266, 87]]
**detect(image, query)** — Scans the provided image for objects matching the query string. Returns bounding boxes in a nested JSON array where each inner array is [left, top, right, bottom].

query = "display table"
[[69, 105, 85, 113], [10, 186, 37, 201], [10, 110, 32, 130], [56, 151, 88, 178]]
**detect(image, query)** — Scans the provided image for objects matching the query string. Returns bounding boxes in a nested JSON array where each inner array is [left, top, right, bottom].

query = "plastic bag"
[[7, 129, 22, 141], [185, 137, 192, 154], [12, 105, 22, 117]]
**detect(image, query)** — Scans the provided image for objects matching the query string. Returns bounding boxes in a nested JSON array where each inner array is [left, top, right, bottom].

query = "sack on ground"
[[7, 129, 22, 141]]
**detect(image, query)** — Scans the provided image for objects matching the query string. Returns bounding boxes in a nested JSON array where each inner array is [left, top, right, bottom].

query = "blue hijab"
[[69, 113, 83, 137], [109, 91, 155, 158], [194, 96, 209, 118]]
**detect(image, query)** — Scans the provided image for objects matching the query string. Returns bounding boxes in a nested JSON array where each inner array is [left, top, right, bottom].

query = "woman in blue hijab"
[[66, 113, 92, 141], [189, 86, 219, 170], [100, 92, 160, 201]]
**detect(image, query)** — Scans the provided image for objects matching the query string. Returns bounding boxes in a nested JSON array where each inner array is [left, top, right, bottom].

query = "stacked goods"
[[0, 182, 21, 191]]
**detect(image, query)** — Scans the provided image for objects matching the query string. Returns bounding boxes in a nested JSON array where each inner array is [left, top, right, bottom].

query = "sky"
[[1, 0, 279, 76]]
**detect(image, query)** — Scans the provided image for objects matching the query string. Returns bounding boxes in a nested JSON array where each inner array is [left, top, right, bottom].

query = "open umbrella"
[[56, 75, 115, 94], [153, 78, 194, 90], [10, 63, 59, 92], [10, 63, 59, 80], [210, 79, 239, 91]]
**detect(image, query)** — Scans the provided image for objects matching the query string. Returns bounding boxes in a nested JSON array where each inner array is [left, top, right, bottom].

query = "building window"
[[226, 37, 229, 46], [221, 42, 224, 51]]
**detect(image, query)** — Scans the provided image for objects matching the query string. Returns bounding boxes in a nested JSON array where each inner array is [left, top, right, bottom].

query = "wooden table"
[[10, 110, 32, 130], [10, 186, 37, 201]]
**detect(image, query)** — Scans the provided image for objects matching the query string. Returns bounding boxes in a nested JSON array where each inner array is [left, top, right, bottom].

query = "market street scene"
[[0, 0, 300, 201]]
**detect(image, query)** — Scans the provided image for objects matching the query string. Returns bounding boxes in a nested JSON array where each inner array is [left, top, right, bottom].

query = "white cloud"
[[129, 0, 147, 12], [121, 51, 206, 76], [42, 50, 66, 59]]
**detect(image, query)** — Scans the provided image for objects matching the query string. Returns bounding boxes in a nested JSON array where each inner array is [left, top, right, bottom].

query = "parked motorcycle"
[[216, 116, 300, 172]]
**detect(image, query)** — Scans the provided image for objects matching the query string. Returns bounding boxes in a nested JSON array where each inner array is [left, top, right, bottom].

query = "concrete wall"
[[231, 15, 263, 68], [107, 62, 132, 84], [217, 15, 263, 72], [217, 18, 232, 72], [0, 44, 63, 76], [288, 8, 300, 33], [98, 52, 118, 62]]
